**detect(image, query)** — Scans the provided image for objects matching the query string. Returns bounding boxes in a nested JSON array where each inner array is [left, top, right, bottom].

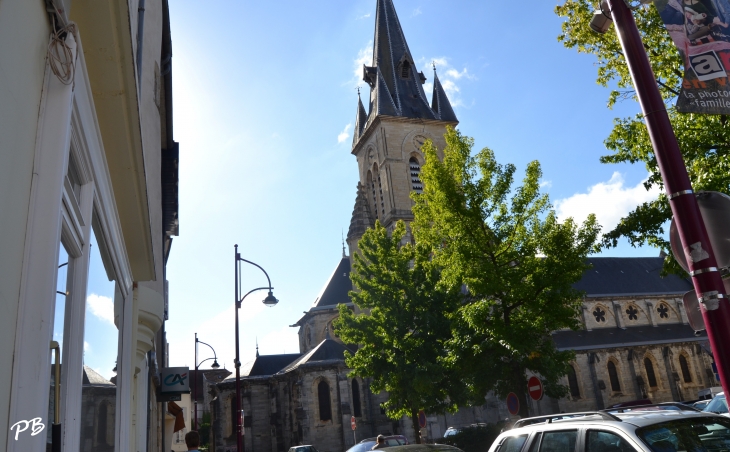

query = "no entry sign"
[[528, 376, 543, 401], [351, 416, 356, 430], [506, 392, 519, 416]]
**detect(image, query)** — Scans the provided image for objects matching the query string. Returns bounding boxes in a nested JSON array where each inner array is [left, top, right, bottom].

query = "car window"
[[586, 430, 638, 452], [704, 395, 728, 414], [638, 417, 730, 452], [396, 438, 408, 445], [498, 435, 529, 452], [540, 430, 578, 452], [386, 440, 401, 446]]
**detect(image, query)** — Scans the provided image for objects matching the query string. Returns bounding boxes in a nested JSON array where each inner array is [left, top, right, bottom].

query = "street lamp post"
[[234, 245, 279, 452], [193, 334, 219, 431], [591, 0, 730, 396]]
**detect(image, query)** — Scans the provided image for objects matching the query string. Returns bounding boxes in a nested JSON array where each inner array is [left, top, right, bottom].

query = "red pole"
[[607, 0, 730, 395]]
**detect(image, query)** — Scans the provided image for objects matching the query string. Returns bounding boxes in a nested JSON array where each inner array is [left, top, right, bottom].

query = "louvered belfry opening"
[[400, 60, 411, 79], [410, 158, 423, 193]]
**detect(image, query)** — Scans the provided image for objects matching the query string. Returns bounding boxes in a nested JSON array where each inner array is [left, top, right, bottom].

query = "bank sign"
[[161, 367, 190, 393], [654, 0, 730, 113]]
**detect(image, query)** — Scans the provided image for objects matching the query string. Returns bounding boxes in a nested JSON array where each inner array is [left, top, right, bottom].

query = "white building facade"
[[0, 0, 179, 451]]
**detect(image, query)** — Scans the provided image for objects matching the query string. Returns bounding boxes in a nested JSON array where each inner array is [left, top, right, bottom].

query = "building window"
[[352, 379, 362, 417], [318, 380, 332, 421], [626, 305, 639, 321], [645, 358, 658, 387], [369, 170, 378, 221], [230, 397, 237, 436], [593, 306, 606, 322], [377, 173, 384, 215], [607, 361, 621, 392], [567, 365, 580, 398], [679, 355, 692, 383], [410, 158, 423, 194], [657, 303, 670, 319]]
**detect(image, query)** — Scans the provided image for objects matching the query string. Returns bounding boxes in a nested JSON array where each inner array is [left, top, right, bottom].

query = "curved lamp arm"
[[236, 256, 273, 291], [196, 356, 218, 369], [240, 286, 272, 305], [196, 339, 217, 360]]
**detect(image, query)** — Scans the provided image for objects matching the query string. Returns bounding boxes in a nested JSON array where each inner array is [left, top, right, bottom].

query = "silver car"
[[488, 404, 730, 452]]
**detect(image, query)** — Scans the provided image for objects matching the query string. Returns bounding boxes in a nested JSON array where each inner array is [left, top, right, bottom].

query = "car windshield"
[[637, 417, 730, 452], [347, 442, 376, 452], [703, 396, 728, 414]]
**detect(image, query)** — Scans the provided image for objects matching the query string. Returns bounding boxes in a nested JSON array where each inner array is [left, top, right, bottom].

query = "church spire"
[[362, 0, 435, 122], [352, 89, 368, 147], [431, 68, 458, 123]]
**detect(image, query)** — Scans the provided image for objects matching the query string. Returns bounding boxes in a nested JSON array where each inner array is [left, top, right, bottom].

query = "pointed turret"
[[352, 92, 368, 147], [431, 70, 458, 123], [362, 0, 436, 122], [347, 182, 374, 245]]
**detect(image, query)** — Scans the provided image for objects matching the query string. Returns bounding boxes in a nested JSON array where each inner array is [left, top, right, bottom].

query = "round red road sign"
[[418, 410, 427, 428], [506, 392, 519, 416], [528, 376, 543, 401], [351, 416, 356, 430]]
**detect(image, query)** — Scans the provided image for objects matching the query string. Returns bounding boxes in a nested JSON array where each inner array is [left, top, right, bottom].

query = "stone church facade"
[[205, 1, 720, 452]]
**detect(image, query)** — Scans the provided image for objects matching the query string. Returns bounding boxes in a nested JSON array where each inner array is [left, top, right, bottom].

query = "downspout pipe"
[[136, 0, 146, 94]]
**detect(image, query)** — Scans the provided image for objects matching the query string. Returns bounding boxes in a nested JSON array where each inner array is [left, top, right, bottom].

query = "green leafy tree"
[[555, 1, 730, 273], [412, 127, 601, 417], [334, 221, 463, 442]]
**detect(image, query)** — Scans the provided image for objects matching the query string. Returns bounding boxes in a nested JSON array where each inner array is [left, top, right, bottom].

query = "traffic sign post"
[[418, 410, 426, 429], [528, 376, 543, 401], [506, 393, 520, 416]]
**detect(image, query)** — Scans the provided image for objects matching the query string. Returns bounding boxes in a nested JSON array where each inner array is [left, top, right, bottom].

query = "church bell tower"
[[346, 0, 459, 256]]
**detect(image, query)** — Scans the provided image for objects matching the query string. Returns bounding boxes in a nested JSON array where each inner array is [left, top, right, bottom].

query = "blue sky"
[[78, 0, 665, 378]]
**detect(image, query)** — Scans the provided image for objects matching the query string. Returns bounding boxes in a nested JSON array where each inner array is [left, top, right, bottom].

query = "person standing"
[[371, 435, 387, 450]]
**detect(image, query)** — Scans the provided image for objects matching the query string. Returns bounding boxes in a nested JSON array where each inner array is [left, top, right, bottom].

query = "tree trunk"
[[410, 409, 422, 444], [513, 365, 530, 419]]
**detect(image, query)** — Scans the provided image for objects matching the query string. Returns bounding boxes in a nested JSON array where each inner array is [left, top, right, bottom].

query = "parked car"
[[489, 403, 730, 452], [385, 445, 463, 452], [703, 392, 728, 415], [289, 446, 320, 452], [345, 435, 410, 452], [691, 400, 711, 411], [442, 427, 461, 438]]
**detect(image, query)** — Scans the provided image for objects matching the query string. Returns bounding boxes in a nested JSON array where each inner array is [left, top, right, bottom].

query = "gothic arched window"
[[679, 354, 692, 383], [410, 158, 423, 194], [607, 361, 621, 392], [377, 172, 385, 216], [352, 379, 362, 417], [368, 169, 379, 221], [567, 365, 580, 398], [97, 402, 108, 445], [645, 358, 658, 387], [318, 380, 332, 421]]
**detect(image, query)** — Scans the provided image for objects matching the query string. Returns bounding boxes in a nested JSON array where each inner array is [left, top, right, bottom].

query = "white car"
[[488, 403, 730, 452]]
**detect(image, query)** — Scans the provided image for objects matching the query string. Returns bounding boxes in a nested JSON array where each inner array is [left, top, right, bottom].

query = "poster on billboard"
[[654, 0, 730, 113]]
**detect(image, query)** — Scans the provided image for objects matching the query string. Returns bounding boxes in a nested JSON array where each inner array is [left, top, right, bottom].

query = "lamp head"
[[590, 9, 613, 34], [212, 359, 220, 369], [263, 291, 278, 307]]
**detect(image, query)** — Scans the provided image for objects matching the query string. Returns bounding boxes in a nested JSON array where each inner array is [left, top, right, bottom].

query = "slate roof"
[[242, 354, 302, 377], [312, 257, 353, 308], [83, 365, 114, 386], [348, 183, 374, 244], [277, 337, 354, 374], [553, 324, 707, 351], [575, 257, 692, 297]]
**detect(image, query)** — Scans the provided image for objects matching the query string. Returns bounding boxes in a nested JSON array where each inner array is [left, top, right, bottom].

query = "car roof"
[[506, 408, 723, 435]]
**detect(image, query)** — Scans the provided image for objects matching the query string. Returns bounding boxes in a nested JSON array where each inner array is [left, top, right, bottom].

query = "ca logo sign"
[[164, 372, 188, 387], [690, 50, 727, 81], [10, 418, 45, 441]]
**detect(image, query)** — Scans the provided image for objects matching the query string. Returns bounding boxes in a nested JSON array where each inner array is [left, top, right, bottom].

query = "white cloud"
[[413, 7, 423, 16], [84, 341, 91, 352], [338, 124, 352, 144], [87, 294, 114, 325], [446, 68, 476, 80], [540, 180, 553, 189], [352, 43, 373, 89], [357, 13, 371, 20], [554, 172, 661, 232]]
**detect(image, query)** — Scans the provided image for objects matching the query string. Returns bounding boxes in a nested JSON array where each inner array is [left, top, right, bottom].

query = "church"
[[202, 1, 719, 452]]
